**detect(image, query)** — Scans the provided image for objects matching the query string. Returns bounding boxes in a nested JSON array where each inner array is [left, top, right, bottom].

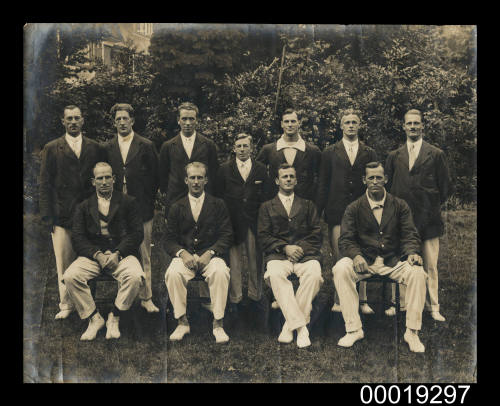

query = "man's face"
[[185, 165, 208, 197], [234, 137, 252, 161], [114, 110, 134, 137], [178, 109, 197, 136], [403, 113, 424, 142], [340, 114, 360, 140], [62, 107, 84, 136], [363, 166, 387, 196], [92, 165, 114, 197], [281, 112, 300, 138], [275, 167, 297, 194]]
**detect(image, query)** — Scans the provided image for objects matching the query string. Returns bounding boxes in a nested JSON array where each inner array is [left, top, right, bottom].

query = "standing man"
[[385, 109, 453, 321], [164, 162, 233, 343], [104, 103, 159, 313], [333, 162, 428, 352], [258, 164, 324, 348], [256, 108, 321, 202], [39, 105, 105, 319], [159, 102, 219, 218], [215, 133, 271, 312], [317, 109, 378, 315], [64, 162, 145, 340]]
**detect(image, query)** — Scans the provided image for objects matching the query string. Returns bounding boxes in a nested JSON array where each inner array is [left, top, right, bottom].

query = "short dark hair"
[[110, 103, 135, 118], [277, 162, 296, 178], [234, 133, 253, 144], [281, 108, 301, 121], [62, 105, 82, 118], [404, 109, 423, 122], [178, 102, 199, 118], [185, 161, 207, 177], [365, 161, 384, 174]]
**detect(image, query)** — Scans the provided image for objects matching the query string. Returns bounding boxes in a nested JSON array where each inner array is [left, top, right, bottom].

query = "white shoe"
[[385, 306, 396, 317], [55, 309, 73, 320], [430, 311, 446, 322], [296, 326, 311, 348], [278, 322, 293, 343], [169, 324, 191, 341], [331, 303, 342, 312], [141, 299, 159, 313], [201, 302, 214, 314], [80, 313, 105, 341], [404, 330, 425, 353], [213, 327, 230, 343], [271, 301, 280, 309], [105, 312, 121, 339], [338, 329, 364, 347], [360, 303, 375, 314]]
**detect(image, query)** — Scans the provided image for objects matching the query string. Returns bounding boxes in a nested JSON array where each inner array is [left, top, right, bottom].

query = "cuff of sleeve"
[[93, 250, 103, 260], [176, 249, 185, 257]]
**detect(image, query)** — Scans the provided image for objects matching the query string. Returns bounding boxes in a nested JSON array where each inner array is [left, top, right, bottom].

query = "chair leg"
[[382, 281, 387, 312]]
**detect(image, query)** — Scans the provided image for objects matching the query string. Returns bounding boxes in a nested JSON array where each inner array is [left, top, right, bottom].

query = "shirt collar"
[[236, 157, 251, 167], [342, 137, 359, 148], [65, 133, 82, 144], [278, 192, 294, 205], [97, 191, 112, 201], [118, 130, 134, 144], [181, 131, 196, 142], [407, 137, 423, 152], [366, 189, 386, 209], [276, 135, 306, 151], [188, 191, 205, 203]]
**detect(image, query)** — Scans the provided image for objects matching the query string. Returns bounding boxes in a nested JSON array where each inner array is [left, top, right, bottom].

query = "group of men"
[[39, 102, 453, 353]]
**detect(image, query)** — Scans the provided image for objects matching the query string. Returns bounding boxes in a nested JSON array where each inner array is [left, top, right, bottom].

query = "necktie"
[[284, 197, 292, 216], [71, 139, 80, 158], [240, 162, 248, 181], [409, 144, 416, 170], [349, 146, 354, 165], [192, 198, 201, 222], [185, 137, 193, 159], [372, 204, 383, 225]]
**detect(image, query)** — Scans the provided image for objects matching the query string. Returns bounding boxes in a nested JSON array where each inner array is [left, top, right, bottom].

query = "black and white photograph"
[[23, 23, 477, 383]]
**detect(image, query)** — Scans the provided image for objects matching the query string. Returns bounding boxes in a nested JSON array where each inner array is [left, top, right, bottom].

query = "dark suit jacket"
[[256, 139, 321, 202], [385, 140, 454, 240], [316, 140, 378, 227], [159, 132, 219, 216], [39, 135, 106, 229], [258, 195, 322, 264], [215, 158, 272, 245], [71, 191, 144, 261], [104, 132, 159, 222], [339, 193, 421, 268], [164, 193, 233, 260]]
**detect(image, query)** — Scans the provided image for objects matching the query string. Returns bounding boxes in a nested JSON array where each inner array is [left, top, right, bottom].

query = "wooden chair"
[[88, 272, 117, 306]]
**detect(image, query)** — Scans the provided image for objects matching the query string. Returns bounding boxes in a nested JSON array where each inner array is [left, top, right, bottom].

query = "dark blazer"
[[104, 132, 159, 222], [316, 140, 378, 227], [385, 140, 454, 240], [39, 135, 106, 229], [258, 195, 322, 264], [256, 139, 321, 202], [159, 132, 219, 216], [215, 158, 272, 245], [339, 192, 421, 268], [164, 193, 233, 260], [71, 191, 144, 261]]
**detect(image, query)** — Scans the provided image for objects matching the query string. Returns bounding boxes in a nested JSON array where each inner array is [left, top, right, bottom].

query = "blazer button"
[[243, 198, 247, 203], [381, 244, 385, 248], [288, 218, 292, 222], [194, 238, 198, 243], [380, 231, 383, 235]]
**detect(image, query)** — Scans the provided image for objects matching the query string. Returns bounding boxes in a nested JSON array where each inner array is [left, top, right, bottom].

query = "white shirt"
[[181, 131, 196, 159], [188, 191, 205, 222], [278, 192, 294, 216], [342, 137, 359, 166], [276, 135, 306, 165], [236, 157, 252, 181], [407, 138, 423, 170], [366, 189, 387, 225], [97, 193, 112, 236], [118, 131, 134, 164], [65, 133, 82, 158]]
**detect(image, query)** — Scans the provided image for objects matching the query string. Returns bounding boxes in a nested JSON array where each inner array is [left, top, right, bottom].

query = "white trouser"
[[392, 237, 440, 312], [138, 219, 153, 301], [333, 256, 427, 333], [329, 225, 368, 303], [51, 226, 76, 311], [228, 228, 263, 303], [165, 257, 230, 320], [264, 259, 324, 331], [64, 256, 145, 319]]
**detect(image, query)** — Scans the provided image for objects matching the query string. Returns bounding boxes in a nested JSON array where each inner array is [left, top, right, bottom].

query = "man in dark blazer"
[[104, 103, 159, 313], [159, 102, 219, 218], [256, 108, 321, 202], [258, 164, 324, 348], [333, 162, 428, 352], [39, 104, 105, 319], [385, 109, 454, 322], [317, 109, 378, 315], [164, 162, 233, 343], [215, 133, 271, 311], [63, 162, 145, 341]]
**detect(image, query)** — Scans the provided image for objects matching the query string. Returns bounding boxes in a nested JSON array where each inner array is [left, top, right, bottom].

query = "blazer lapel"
[[272, 195, 290, 219], [410, 140, 431, 172], [361, 194, 381, 229], [196, 194, 211, 223], [59, 135, 79, 161], [80, 136, 89, 162], [190, 133, 204, 161], [89, 194, 100, 228], [379, 193, 395, 230], [352, 141, 366, 167], [398, 144, 410, 171], [107, 192, 122, 223], [335, 140, 351, 167], [289, 195, 302, 219], [231, 159, 245, 184], [125, 134, 141, 164]]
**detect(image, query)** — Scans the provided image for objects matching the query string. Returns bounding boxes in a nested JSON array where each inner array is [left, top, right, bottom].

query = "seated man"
[[258, 163, 324, 348], [333, 162, 428, 352], [64, 162, 145, 341], [164, 162, 233, 343]]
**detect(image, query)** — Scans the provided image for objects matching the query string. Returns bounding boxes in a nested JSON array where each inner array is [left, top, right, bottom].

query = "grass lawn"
[[23, 209, 476, 383]]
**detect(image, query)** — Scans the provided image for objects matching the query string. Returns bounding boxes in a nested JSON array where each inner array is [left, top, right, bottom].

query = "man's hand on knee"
[[407, 254, 423, 266], [196, 251, 213, 270], [285, 245, 303, 263], [104, 251, 120, 271], [180, 251, 198, 271], [353, 255, 369, 274], [95, 252, 109, 269]]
